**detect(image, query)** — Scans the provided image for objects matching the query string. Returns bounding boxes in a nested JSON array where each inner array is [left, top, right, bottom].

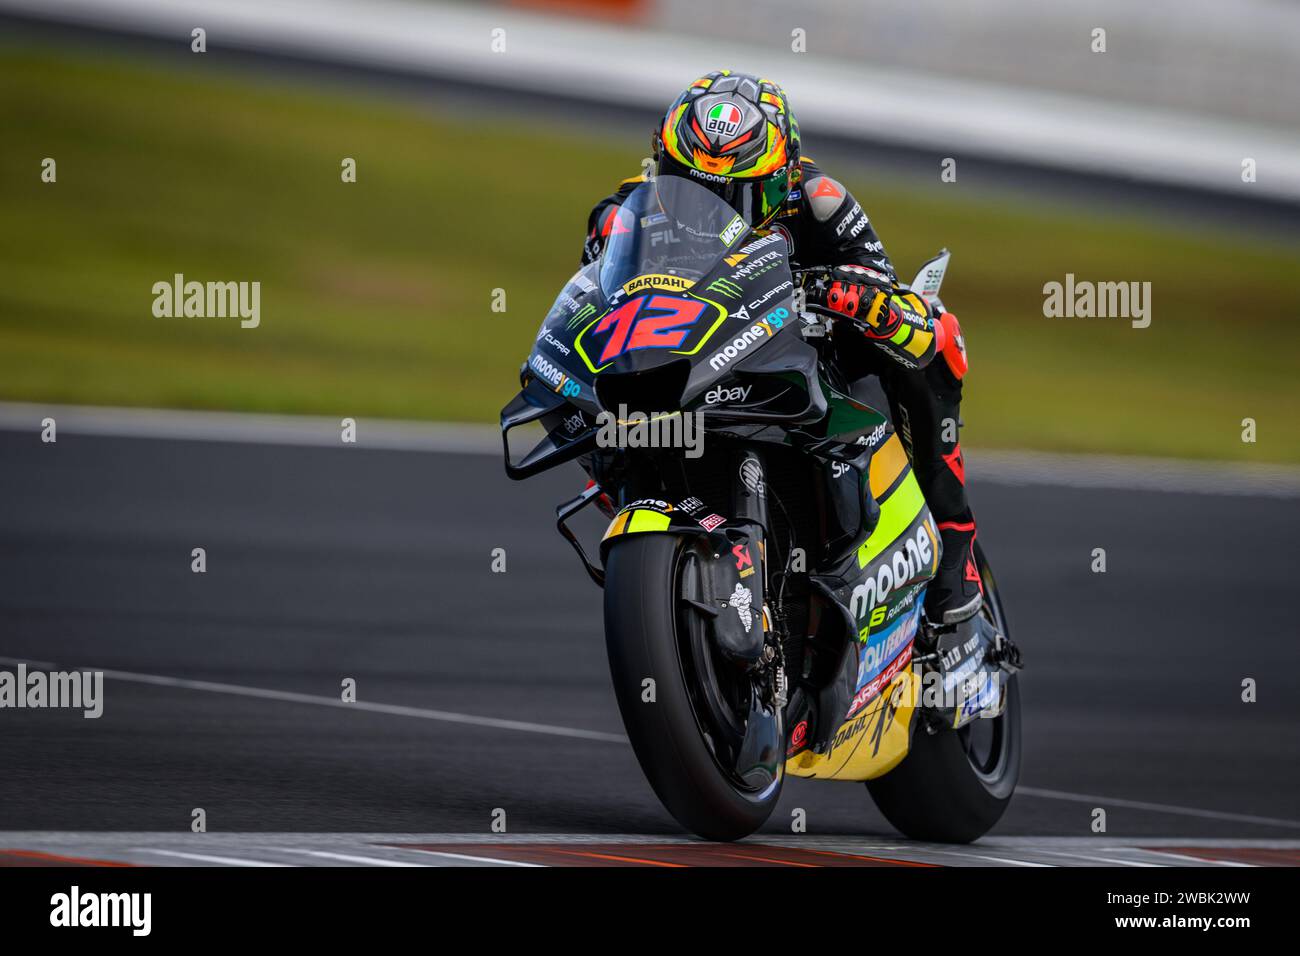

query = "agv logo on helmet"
[[704, 102, 743, 139]]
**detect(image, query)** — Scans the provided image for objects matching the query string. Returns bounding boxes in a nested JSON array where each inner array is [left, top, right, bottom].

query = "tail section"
[[908, 249, 950, 313]]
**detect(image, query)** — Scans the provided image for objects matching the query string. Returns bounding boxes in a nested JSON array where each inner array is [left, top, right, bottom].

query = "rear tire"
[[604, 534, 780, 841], [865, 542, 1021, 843]]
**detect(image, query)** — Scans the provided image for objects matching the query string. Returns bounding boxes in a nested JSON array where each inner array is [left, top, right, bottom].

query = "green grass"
[[2, 47, 1299, 462]]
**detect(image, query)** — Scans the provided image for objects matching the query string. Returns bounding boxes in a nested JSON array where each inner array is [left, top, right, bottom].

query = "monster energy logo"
[[567, 303, 597, 329], [707, 278, 742, 299]]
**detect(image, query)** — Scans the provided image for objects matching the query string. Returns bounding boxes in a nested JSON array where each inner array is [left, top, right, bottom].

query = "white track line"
[[0, 402, 501, 454], [1016, 786, 1300, 831], [405, 849, 543, 867], [133, 848, 289, 867], [1034, 849, 1159, 867], [266, 848, 428, 867], [0, 656, 628, 744], [920, 848, 1053, 867], [6, 654, 1295, 833], [1139, 850, 1251, 867], [3, 401, 1298, 496]]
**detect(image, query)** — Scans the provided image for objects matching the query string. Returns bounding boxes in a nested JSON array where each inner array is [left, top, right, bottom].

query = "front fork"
[[731, 449, 787, 711], [722, 447, 788, 787]]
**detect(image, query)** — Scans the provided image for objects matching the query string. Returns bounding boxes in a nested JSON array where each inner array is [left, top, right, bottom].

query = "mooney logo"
[[530, 353, 580, 397], [689, 167, 730, 184], [850, 522, 936, 626], [707, 315, 784, 372]]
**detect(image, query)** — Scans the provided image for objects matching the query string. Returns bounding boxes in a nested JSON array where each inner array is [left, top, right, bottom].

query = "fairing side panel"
[[787, 437, 940, 781]]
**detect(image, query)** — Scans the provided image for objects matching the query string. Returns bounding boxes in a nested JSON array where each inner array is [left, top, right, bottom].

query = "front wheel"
[[604, 534, 781, 841], [865, 541, 1022, 843]]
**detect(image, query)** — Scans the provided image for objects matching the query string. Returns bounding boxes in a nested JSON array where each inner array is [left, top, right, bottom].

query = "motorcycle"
[[501, 174, 1023, 842]]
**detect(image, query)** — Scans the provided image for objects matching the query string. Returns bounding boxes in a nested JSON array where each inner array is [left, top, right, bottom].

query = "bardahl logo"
[[622, 274, 691, 295]]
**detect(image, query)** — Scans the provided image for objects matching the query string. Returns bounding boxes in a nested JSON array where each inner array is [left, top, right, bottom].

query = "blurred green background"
[[2, 45, 1298, 462]]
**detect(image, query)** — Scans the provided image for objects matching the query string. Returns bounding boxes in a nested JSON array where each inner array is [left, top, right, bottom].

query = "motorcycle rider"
[[580, 70, 981, 625]]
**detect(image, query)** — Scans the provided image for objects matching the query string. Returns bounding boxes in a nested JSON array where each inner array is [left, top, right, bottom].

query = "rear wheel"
[[604, 534, 781, 841], [865, 541, 1021, 843]]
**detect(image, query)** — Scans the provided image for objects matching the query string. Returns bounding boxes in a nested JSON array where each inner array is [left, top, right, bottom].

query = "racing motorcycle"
[[501, 174, 1023, 842]]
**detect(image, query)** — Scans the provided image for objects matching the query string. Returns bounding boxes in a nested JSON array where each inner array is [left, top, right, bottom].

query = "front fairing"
[[524, 259, 608, 415], [508, 177, 832, 478], [523, 177, 820, 412]]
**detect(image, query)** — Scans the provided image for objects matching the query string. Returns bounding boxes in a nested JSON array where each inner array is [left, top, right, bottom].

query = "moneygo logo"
[[707, 308, 787, 372], [530, 353, 581, 397]]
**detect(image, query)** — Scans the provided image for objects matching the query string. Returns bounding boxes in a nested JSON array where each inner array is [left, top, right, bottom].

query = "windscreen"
[[597, 175, 751, 300]]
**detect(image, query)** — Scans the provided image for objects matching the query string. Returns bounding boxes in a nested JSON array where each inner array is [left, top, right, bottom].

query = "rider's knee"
[[933, 311, 968, 381]]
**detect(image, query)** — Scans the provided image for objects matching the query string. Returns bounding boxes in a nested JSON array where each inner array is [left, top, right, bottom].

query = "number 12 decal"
[[593, 295, 707, 365]]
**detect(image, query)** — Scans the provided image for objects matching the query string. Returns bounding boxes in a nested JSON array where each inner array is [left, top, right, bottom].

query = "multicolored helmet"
[[653, 70, 800, 229]]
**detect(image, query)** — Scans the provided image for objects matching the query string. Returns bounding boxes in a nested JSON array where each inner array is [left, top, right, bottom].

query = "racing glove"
[[807, 265, 939, 369]]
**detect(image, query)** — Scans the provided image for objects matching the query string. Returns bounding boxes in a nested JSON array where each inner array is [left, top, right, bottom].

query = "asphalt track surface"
[[1, 419, 1298, 866]]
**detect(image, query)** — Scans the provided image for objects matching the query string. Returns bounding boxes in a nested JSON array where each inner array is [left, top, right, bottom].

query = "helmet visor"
[[659, 156, 791, 228]]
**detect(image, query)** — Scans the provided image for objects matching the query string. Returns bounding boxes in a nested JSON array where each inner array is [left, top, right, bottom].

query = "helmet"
[[653, 70, 800, 229]]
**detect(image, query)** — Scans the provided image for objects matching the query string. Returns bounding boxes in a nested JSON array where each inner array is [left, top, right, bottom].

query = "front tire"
[[865, 541, 1022, 843], [604, 534, 780, 841]]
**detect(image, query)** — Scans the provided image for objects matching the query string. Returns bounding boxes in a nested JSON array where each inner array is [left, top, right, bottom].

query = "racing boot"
[[926, 512, 983, 625]]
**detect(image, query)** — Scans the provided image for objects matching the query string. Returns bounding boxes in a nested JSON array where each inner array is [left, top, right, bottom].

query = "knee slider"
[[937, 311, 968, 379]]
